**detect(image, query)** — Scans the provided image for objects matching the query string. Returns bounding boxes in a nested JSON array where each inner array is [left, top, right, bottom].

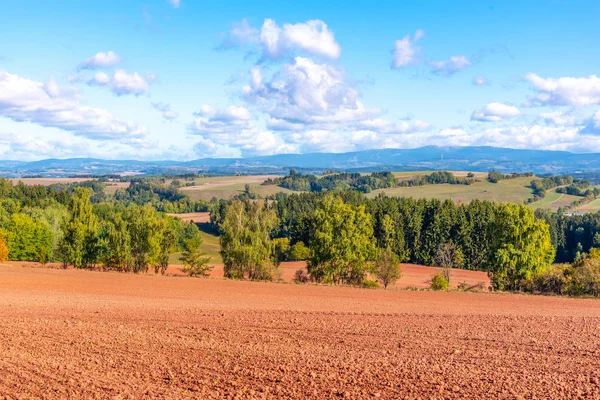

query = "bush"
[[362, 280, 379, 289], [431, 272, 449, 291], [293, 268, 310, 284]]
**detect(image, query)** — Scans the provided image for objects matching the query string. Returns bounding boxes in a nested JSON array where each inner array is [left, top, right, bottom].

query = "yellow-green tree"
[[308, 195, 376, 285], [58, 188, 99, 268], [488, 203, 554, 290], [220, 200, 279, 280]]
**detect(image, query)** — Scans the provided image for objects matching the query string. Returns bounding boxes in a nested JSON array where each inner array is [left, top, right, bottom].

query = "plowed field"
[[1, 265, 599, 399]]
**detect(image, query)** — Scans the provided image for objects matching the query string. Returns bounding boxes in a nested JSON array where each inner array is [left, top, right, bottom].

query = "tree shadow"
[[195, 221, 219, 236]]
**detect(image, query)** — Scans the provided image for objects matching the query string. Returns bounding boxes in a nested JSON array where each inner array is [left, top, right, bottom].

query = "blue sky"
[[0, 0, 599, 160]]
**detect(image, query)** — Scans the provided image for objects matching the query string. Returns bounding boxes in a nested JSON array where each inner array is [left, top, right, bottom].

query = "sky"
[[0, 0, 599, 161]]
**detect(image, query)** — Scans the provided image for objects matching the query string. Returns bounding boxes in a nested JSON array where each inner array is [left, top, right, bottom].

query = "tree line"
[[212, 191, 556, 291], [0, 180, 208, 274]]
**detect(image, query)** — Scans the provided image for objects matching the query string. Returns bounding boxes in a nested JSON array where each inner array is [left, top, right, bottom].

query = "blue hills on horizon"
[[2, 146, 599, 177]]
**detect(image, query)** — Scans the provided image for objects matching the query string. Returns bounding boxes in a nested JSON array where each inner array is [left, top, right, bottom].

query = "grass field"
[[528, 188, 583, 211], [392, 170, 488, 180], [178, 175, 290, 201], [367, 176, 536, 203], [167, 213, 223, 265], [575, 198, 600, 213]]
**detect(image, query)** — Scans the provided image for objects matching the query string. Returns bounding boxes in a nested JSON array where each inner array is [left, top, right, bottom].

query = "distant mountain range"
[[3, 146, 600, 178]]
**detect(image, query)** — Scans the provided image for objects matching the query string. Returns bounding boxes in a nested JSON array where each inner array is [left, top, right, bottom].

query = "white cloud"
[[152, 102, 179, 121], [266, 118, 306, 131], [391, 30, 424, 69], [221, 19, 341, 60], [243, 57, 377, 128], [429, 55, 471, 76], [167, 0, 180, 8], [540, 110, 576, 126], [0, 71, 146, 141], [471, 102, 521, 122], [87, 69, 151, 96], [219, 19, 260, 48], [472, 76, 489, 86], [357, 118, 431, 134], [77, 51, 121, 70], [581, 110, 600, 134], [188, 104, 307, 156], [526, 73, 600, 107]]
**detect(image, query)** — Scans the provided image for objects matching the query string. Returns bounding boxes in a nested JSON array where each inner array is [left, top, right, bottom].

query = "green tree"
[[308, 195, 376, 285], [6, 213, 52, 262], [272, 237, 290, 266], [289, 241, 310, 261], [155, 216, 178, 275], [220, 200, 279, 280], [488, 203, 554, 290], [58, 188, 99, 268], [126, 204, 162, 273], [100, 212, 132, 271], [375, 248, 401, 289], [180, 235, 212, 277]]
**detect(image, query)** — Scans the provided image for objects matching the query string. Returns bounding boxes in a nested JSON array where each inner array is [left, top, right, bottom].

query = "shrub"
[[293, 268, 310, 284], [431, 272, 449, 291], [362, 280, 379, 289]]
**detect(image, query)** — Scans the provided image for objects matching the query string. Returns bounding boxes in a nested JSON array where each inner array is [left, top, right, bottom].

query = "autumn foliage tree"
[[0, 235, 8, 262]]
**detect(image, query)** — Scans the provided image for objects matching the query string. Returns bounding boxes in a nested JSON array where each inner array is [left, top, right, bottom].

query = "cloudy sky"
[[0, 0, 599, 161]]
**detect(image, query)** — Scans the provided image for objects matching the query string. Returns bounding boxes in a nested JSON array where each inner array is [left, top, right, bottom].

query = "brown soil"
[[1, 265, 599, 399], [10, 177, 94, 185], [167, 212, 211, 223]]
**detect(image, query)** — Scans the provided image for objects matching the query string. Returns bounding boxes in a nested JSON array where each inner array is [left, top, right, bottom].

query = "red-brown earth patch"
[[0, 265, 599, 399]]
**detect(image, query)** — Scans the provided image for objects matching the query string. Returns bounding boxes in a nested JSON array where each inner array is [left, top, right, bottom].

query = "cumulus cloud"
[[581, 110, 600, 134], [391, 29, 424, 69], [189, 105, 291, 156], [221, 18, 341, 60], [526, 73, 600, 107], [88, 69, 151, 96], [540, 110, 576, 126], [429, 55, 471, 76], [242, 57, 378, 129], [219, 19, 260, 49], [77, 51, 121, 70], [152, 102, 179, 121], [472, 76, 489, 86], [471, 102, 521, 122], [357, 118, 431, 134], [0, 71, 146, 141], [167, 0, 180, 8]]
